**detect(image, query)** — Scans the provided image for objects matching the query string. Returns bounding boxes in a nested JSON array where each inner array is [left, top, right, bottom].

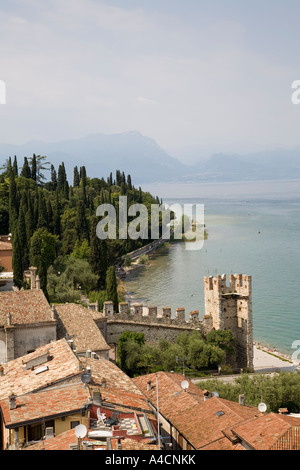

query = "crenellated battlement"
[[204, 273, 252, 297], [101, 301, 204, 329]]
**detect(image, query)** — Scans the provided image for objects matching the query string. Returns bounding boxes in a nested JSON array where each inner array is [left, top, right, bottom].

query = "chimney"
[[29, 266, 37, 289], [203, 389, 211, 401], [101, 379, 107, 389], [116, 438, 122, 450], [86, 350, 91, 358], [0, 365, 4, 377], [239, 395, 245, 406], [9, 392, 17, 410], [147, 381, 152, 391], [35, 275, 41, 290], [51, 305, 56, 320], [7, 312, 12, 327], [93, 388, 102, 406]]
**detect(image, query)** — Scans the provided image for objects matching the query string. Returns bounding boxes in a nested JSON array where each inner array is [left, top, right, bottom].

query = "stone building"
[[0, 289, 57, 362], [203, 274, 253, 370]]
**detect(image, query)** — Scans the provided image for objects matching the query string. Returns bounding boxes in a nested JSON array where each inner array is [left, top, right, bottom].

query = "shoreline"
[[121, 246, 298, 373]]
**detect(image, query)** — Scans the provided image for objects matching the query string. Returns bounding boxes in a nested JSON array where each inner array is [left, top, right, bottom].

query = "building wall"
[[0, 249, 13, 272], [6, 324, 57, 361]]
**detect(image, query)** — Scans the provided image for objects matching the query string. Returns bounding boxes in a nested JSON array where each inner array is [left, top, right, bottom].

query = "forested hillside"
[[0, 154, 162, 305]]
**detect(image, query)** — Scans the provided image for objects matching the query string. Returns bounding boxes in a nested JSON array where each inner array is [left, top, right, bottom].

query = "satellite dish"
[[258, 403, 267, 413], [75, 424, 87, 439], [212, 391, 219, 398], [181, 380, 189, 391], [81, 370, 91, 384]]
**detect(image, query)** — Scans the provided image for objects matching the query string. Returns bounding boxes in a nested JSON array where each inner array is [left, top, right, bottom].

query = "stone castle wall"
[[90, 273, 254, 372]]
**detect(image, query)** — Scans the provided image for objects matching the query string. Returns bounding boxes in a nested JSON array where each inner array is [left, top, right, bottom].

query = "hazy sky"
[[0, 0, 300, 162]]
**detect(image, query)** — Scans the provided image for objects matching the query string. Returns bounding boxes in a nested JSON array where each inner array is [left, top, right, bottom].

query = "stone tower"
[[203, 274, 253, 371]]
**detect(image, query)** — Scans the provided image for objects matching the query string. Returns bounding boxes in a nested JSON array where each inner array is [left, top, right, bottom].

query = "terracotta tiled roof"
[[0, 339, 81, 400], [0, 290, 54, 326], [54, 303, 110, 354], [0, 241, 12, 251], [110, 438, 159, 450], [133, 372, 259, 450], [94, 388, 153, 414], [25, 431, 160, 451], [0, 383, 90, 427], [228, 412, 300, 450], [23, 428, 79, 450], [85, 357, 145, 397]]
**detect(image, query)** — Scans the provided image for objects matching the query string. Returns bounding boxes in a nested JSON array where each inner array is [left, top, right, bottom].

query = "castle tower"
[[204, 274, 253, 371]]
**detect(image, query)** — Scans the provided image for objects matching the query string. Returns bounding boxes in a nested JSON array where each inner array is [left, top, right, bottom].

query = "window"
[[71, 421, 80, 429]]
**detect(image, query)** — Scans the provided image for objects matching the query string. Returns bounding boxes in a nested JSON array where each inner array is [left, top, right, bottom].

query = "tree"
[[75, 199, 89, 242], [31, 154, 37, 181], [8, 171, 18, 232], [206, 330, 236, 356], [30, 228, 58, 296], [117, 331, 145, 373], [12, 225, 24, 289], [20, 157, 31, 179], [50, 164, 57, 190], [89, 217, 108, 289], [29, 155, 50, 184], [12, 156, 18, 177], [37, 190, 48, 229], [80, 166, 87, 203], [47, 256, 98, 301], [105, 265, 118, 311], [73, 166, 80, 187], [71, 239, 90, 260], [57, 162, 67, 194]]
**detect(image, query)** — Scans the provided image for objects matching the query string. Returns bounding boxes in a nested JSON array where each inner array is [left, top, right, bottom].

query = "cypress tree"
[[57, 163, 67, 194], [8, 171, 18, 232], [12, 225, 24, 289], [73, 166, 80, 187], [105, 265, 118, 312], [12, 156, 18, 177], [25, 192, 34, 243], [127, 174, 132, 190], [53, 190, 61, 236], [37, 190, 48, 229], [20, 157, 31, 179], [80, 166, 87, 204], [50, 164, 57, 190], [89, 217, 108, 289], [76, 199, 89, 242], [31, 154, 37, 181]]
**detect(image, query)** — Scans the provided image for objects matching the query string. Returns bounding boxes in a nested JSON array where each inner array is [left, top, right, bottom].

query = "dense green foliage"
[[0, 155, 163, 301], [116, 329, 236, 377], [198, 371, 300, 413]]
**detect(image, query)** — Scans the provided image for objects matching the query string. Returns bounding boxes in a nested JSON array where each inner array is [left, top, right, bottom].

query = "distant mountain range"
[[0, 131, 300, 185]]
